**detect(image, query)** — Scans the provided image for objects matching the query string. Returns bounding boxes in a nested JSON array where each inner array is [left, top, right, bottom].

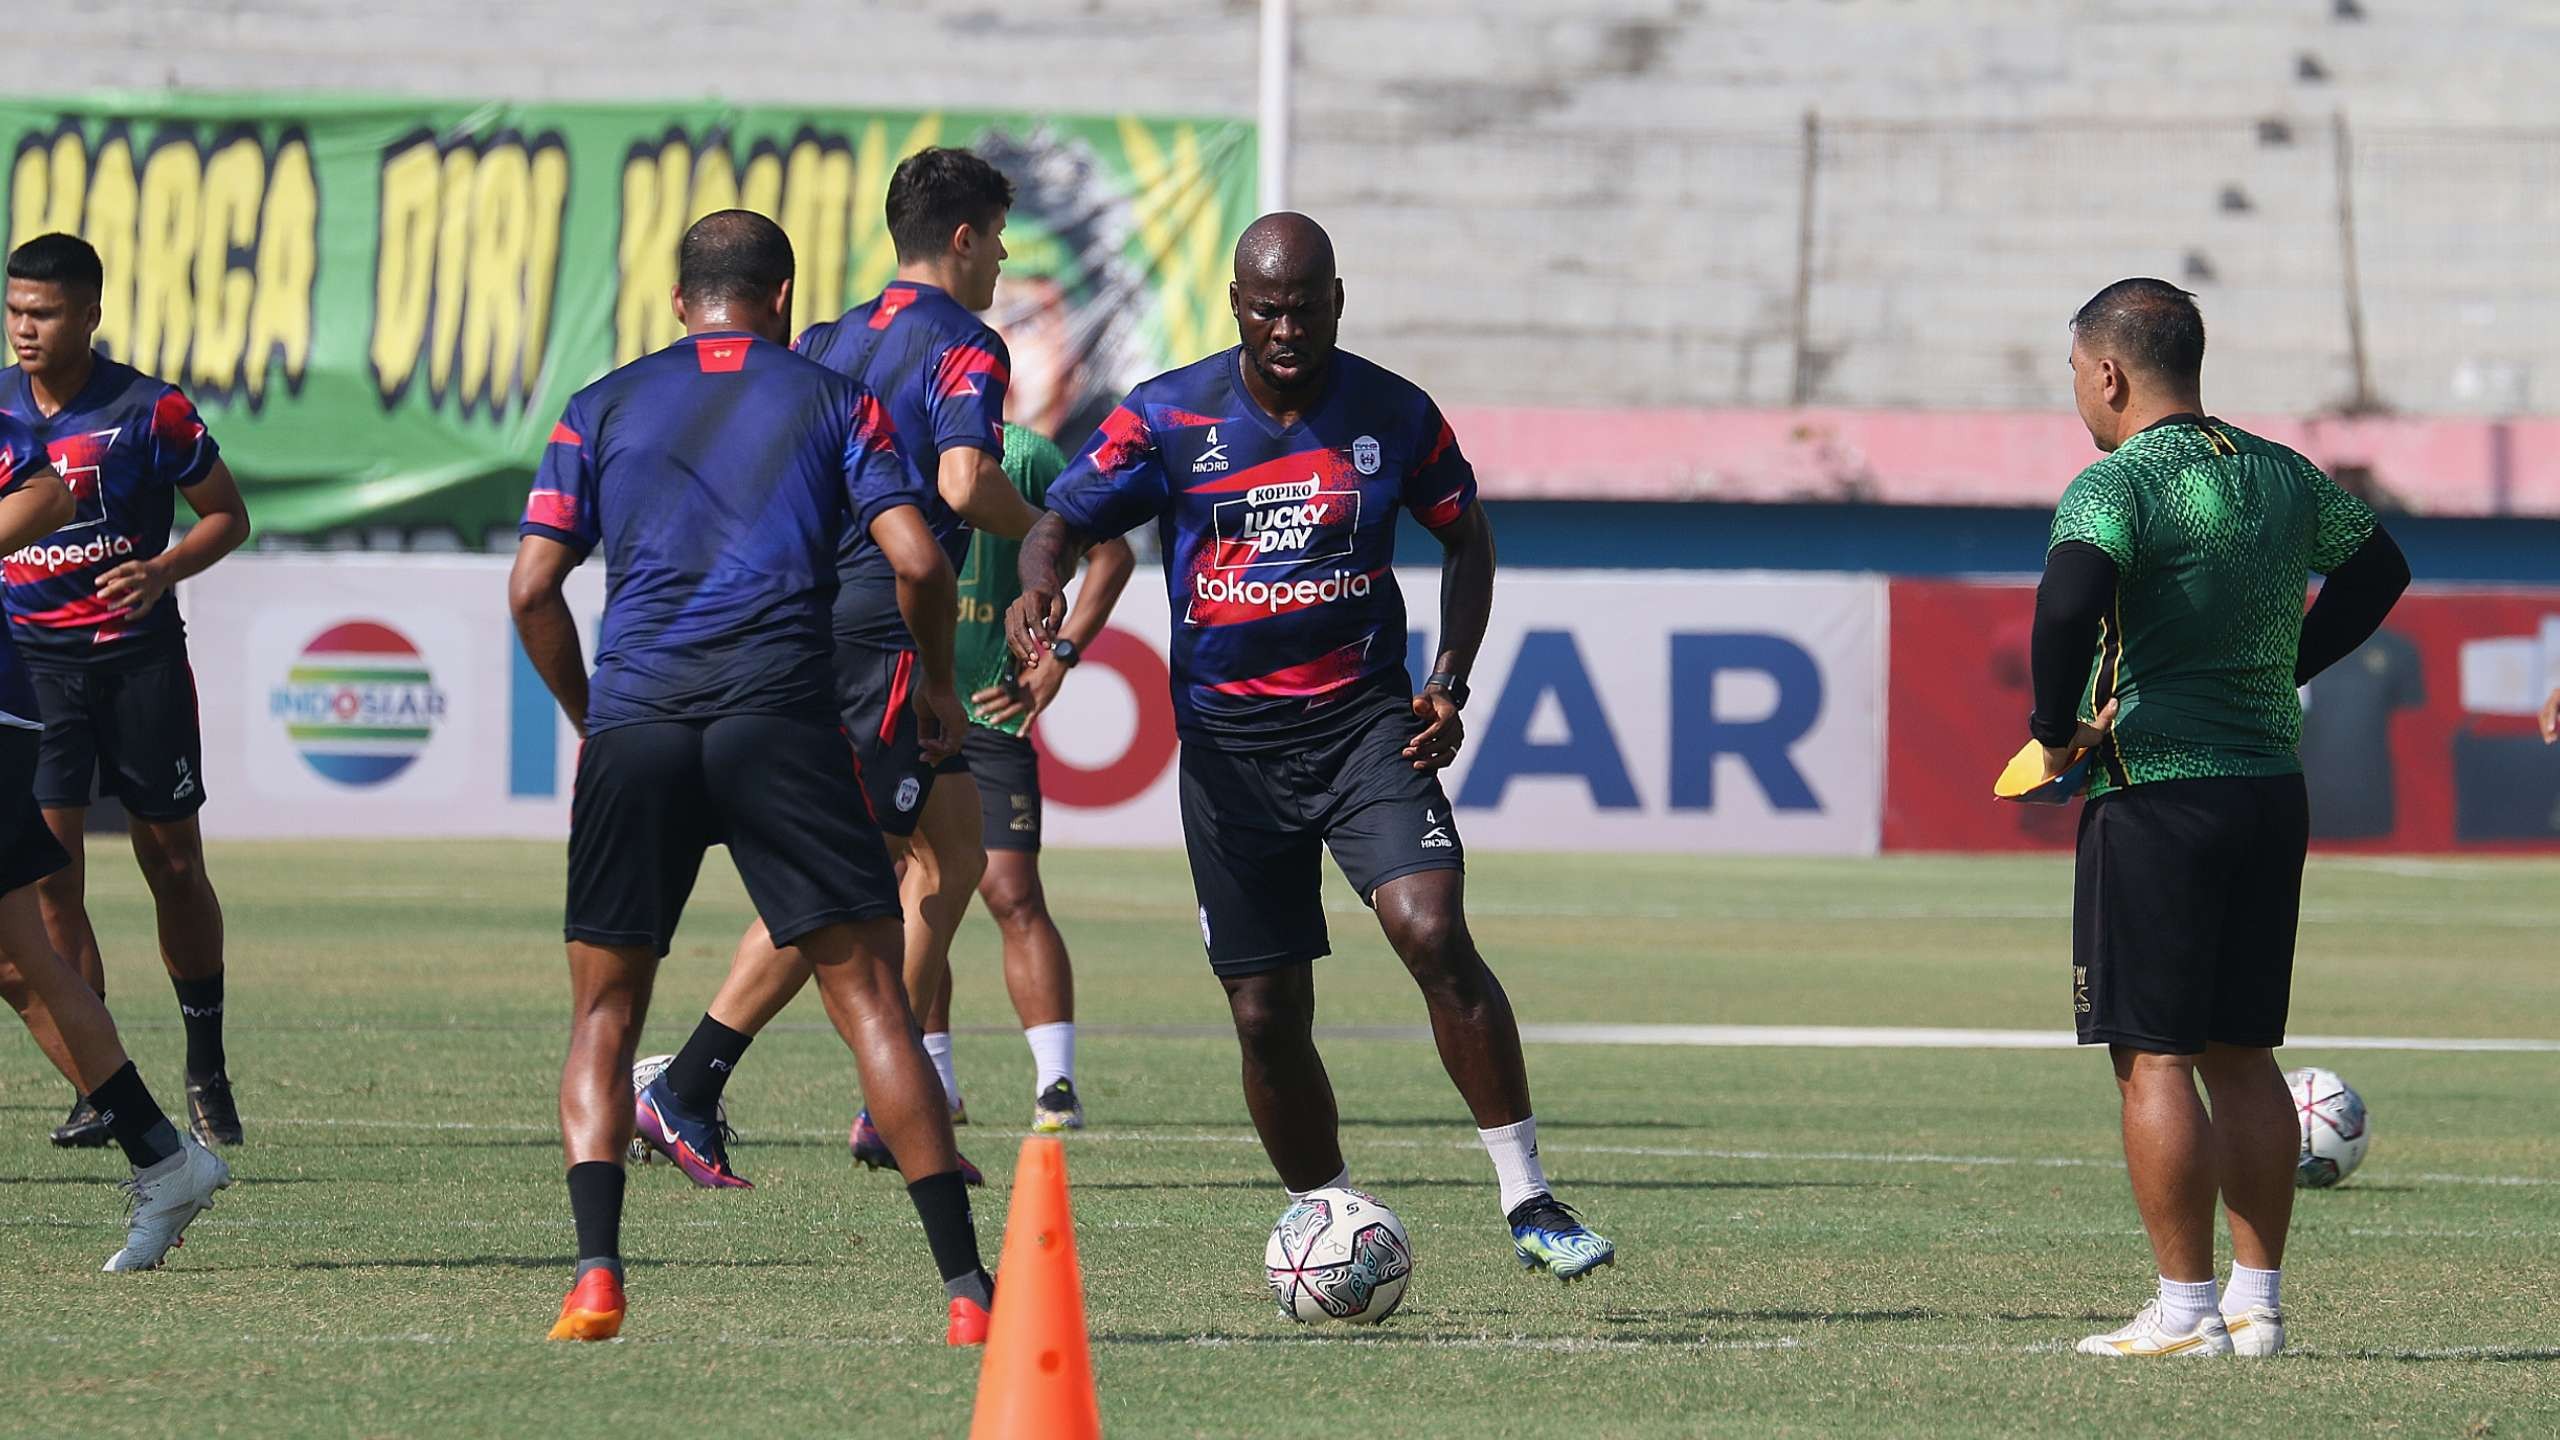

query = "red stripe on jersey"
[[881, 650, 916, 745], [1414, 489, 1468, 530], [525, 491, 580, 532], [152, 387, 207, 446], [696, 338, 748, 373], [1090, 405, 1151, 476], [868, 285, 919, 331], [1421, 419, 1455, 468], [852, 393, 899, 454], [1205, 641, 1374, 700], [935, 343, 1011, 399], [1161, 408, 1226, 428], [549, 421, 582, 446], [13, 593, 118, 630], [1186, 447, 1358, 498]]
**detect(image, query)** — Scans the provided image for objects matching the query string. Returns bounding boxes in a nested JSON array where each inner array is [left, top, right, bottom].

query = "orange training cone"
[[969, 1136, 1100, 1440]]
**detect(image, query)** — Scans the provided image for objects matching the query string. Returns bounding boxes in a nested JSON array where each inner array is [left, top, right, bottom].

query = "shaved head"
[[1230, 212, 1345, 406], [1234, 212, 1336, 287]]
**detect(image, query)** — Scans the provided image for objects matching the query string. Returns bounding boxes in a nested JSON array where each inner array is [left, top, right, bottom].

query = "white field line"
[[236, 1116, 2557, 1188], [1504, 1023, 2560, 1054]]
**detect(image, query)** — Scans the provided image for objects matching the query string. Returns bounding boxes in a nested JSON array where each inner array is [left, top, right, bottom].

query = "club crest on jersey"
[[1352, 435, 1381, 475], [1192, 426, 1230, 474], [896, 776, 922, 813]]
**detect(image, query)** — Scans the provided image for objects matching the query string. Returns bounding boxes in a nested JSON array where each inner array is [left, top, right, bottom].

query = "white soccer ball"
[[1265, 1187, 1414, 1325], [2288, 1066, 2370, 1188], [628, 1053, 729, 1166]]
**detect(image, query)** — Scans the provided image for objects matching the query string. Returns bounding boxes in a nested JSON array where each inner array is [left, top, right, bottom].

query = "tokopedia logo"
[[269, 620, 449, 786]]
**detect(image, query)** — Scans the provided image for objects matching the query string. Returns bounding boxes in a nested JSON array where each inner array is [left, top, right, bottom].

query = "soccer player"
[[1, 234, 251, 1150], [0, 412, 230, 1270], [656, 147, 1044, 1178], [509, 211, 993, 1345], [1007, 213, 1617, 1280], [2033, 280, 2407, 1358], [943, 422, 1134, 1132]]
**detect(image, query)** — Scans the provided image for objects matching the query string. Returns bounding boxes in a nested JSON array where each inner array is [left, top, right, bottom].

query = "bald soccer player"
[[1007, 214, 1617, 1282]]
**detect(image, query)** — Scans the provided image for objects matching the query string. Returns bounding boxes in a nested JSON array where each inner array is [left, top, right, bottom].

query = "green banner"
[[0, 94, 1255, 539]]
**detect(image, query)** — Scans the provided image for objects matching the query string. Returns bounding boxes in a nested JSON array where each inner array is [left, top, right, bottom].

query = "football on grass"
[[2288, 1066, 2370, 1188], [1266, 1187, 1413, 1325]]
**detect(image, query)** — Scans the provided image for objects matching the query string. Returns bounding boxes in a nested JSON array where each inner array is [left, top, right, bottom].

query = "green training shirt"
[[956, 423, 1071, 734], [2047, 416, 2377, 796]]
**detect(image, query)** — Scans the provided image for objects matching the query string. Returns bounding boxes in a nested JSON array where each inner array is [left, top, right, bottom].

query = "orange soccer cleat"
[[547, 1266, 627, 1342], [946, 1294, 993, 1347]]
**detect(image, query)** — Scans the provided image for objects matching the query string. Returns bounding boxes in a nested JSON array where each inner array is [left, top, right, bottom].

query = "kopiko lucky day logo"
[[269, 621, 449, 785]]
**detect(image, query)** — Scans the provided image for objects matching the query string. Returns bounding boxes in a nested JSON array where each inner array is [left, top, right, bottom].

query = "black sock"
[[172, 974, 226, 1080], [87, 1062, 182, 1168], [566, 1161, 625, 1264], [907, 1169, 988, 1297], [664, 1014, 751, 1111]]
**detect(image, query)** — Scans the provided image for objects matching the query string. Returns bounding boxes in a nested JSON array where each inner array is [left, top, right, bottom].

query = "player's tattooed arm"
[[875, 504, 967, 762], [1407, 502, 1495, 771], [0, 466, 73, 551], [508, 535, 590, 737], [1007, 510, 1093, 667], [100, 460, 250, 620]]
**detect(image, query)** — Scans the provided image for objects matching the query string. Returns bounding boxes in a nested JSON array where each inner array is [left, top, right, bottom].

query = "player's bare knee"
[[979, 870, 1045, 931], [1223, 976, 1311, 1055], [132, 835, 209, 901]]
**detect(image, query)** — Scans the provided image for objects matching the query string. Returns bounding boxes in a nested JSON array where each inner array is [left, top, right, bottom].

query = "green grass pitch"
[[1, 844, 2553, 1437]]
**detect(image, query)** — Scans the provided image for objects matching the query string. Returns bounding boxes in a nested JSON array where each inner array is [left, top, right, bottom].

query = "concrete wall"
[[23, 0, 2559, 417]]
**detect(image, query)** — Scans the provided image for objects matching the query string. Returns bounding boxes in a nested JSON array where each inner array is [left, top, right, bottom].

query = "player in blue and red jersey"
[[1010, 213, 1616, 1282], [671, 148, 1056, 1177], [0, 413, 232, 1270], [1, 234, 252, 1152], [508, 212, 993, 1345]]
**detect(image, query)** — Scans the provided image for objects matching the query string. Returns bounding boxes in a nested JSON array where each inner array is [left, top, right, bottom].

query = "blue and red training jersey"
[[0, 414, 56, 728], [794, 282, 1010, 650], [0, 358, 221, 667], [1045, 347, 1477, 746], [520, 331, 921, 732]]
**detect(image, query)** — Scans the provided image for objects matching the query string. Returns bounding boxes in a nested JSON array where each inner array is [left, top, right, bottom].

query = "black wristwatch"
[[1424, 670, 1469, 709], [1048, 636, 1083, 669]]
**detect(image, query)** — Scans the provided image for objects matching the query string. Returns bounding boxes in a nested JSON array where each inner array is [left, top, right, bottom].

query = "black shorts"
[[1178, 698, 1463, 978], [965, 726, 1042, 854], [0, 726, 70, 896], [836, 642, 967, 838], [2073, 774, 2309, 1055], [566, 714, 899, 957], [29, 656, 206, 819]]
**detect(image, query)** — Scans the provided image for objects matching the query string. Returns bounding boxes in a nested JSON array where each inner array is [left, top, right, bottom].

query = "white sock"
[[1024, 1022, 1075, 1094], [1286, 1166, 1349, 1203], [2157, 1276, 2220, 1335], [1478, 1116, 1552, 1216], [921, 1031, 960, 1108], [2224, 1264, 2281, 1314]]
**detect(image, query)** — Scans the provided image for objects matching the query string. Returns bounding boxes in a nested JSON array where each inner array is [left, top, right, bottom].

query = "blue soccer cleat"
[[1509, 1194, 1616, 1282], [636, 1076, 751, 1189]]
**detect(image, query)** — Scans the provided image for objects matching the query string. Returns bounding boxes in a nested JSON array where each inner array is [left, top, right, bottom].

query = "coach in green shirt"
[[941, 422, 1133, 1133], [2031, 280, 2408, 1360]]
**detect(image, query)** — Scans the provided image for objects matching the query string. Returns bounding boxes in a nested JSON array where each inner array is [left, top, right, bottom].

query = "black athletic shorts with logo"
[[836, 641, 968, 838], [29, 655, 207, 819], [2073, 773, 2309, 1055], [965, 725, 1042, 854], [0, 725, 71, 896], [566, 713, 899, 957], [1179, 694, 1464, 978]]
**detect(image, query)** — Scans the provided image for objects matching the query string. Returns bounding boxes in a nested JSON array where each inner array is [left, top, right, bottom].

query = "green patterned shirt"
[[2047, 417, 2377, 796], [955, 424, 1070, 735]]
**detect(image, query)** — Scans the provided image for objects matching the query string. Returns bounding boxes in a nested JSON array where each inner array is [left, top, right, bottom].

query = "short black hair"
[[7, 233, 103, 295], [886, 147, 1014, 263], [2071, 278, 2205, 384], [677, 210, 794, 308]]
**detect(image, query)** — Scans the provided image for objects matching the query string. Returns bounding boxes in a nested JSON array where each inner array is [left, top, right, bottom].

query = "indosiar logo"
[[268, 620, 449, 786]]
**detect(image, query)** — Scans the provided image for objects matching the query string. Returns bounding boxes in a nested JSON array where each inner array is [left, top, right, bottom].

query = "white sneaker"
[[103, 1136, 231, 1272], [2223, 1305, 2286, 1357], [2076, 1300, 2234, 1357]]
